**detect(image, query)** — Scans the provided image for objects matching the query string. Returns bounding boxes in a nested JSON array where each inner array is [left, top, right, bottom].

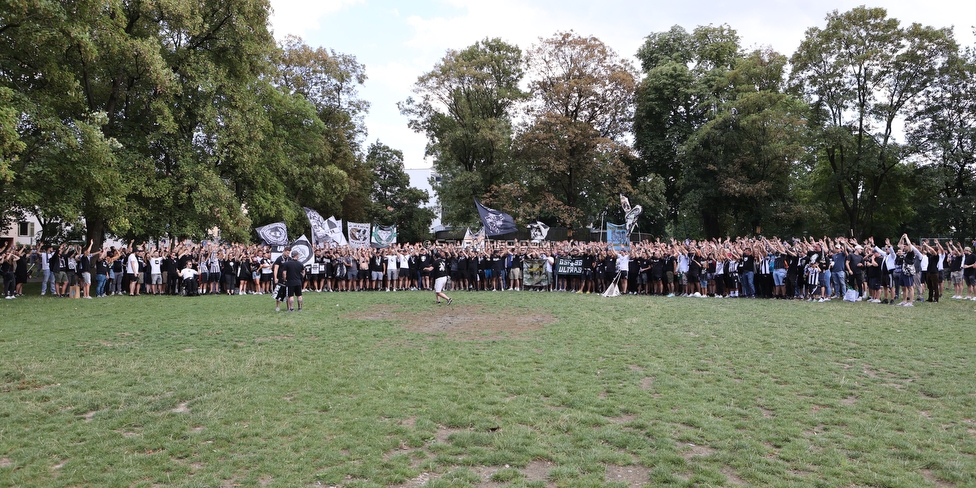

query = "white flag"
[[347, 222, 371, 248]]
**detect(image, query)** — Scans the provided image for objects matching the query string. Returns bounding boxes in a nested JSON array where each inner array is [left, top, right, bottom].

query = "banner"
[[607, 222, 630, 251], [555, 257, 583, 276], [371, 224, 397, 248], [347, 222, 370, 248], [325, 216, 347, 246], [304, 207, 330, 246], [462, 227, 475, 249], [474, 199, 517, 237], [523, 259, 549, 287], [289, 235, 315, 267], [254, 222, 288, 246], [527, 221, 550, 243], [471, 228, 486, 251]]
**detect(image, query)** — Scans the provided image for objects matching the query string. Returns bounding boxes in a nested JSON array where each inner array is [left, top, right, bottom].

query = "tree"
[[0, 0, 282, 245], [400, 38, 525, 226], [263, 36, 373, 230], [633, 24, 742, 233], [790, 6, 956, 238], [513, 31, 637, 228], [907, 48, 976, 239], [365, 141, 435, 243], [681, 49, 810, 238]]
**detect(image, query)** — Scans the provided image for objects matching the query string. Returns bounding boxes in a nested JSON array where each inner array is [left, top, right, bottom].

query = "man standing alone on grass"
[[282, 250, 305, 312], [425, 250, 452, 305]]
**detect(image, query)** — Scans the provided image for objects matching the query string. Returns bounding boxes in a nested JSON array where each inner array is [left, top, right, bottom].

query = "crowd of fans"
[[2, 234, 975, 307]]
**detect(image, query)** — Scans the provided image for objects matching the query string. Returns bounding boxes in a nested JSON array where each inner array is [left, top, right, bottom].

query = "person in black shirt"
[[282, 251, 305, 312], [425, 250, 452, 305]]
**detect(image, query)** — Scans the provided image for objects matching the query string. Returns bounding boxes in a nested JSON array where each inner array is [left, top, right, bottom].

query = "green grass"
[[1, 283, 975, 487]]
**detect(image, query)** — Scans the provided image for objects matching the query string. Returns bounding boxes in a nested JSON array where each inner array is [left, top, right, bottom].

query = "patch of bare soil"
[[523, 460, 554, 484], [347, 305, 555, 340], [606, 464, 649, 487], [681, 443, 715, 459], [721, 466, 747, 486]]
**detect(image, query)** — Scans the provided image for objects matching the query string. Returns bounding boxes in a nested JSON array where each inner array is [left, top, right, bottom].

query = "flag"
[[303, 207, 329, 246], [474, 199, 517, 237], [325, 216, 347, 246], [289, 235, 315, 267], [607, 222, 629, 251], [371, 224, 397, 248], [527, 221, 550, 243], [471, 227, 486, 251], [347, 222, 371, 248], [254, 222, 288, 246], [462, 227, 475, 249]]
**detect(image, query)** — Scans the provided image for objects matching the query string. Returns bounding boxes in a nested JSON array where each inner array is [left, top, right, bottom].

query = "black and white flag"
[[304, 207, 330, 246], [527, 221, 550, 243], [289, 235, 314, 267], [474, 199, 517, 237], [255, 222, 289, 246]]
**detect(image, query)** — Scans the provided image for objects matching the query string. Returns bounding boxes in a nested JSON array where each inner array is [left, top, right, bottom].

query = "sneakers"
[[881, 298, 888, 304], [446, 297, 453, 306], [275, 307, 280, 312]]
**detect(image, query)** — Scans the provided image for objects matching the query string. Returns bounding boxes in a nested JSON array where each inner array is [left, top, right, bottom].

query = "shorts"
[[773, 269, 787, 286], [371, 271, 383, 281], [82, 272, 92, 285], [252, 271, 260, 280], [509, 267, 522, 281], [55, 271, 68, 283], [966, 275, 976, 286], [899, 273, 914, 287], [274, 284, 287, 301], [434, 276, 448, 293], [261, 273, 272, 282], [386, 268, 398, 281], [485, 269, 493, 279], [868, 277, 881, 290], [209, 272, 220, 283], [951, 270, 963, 285], [679, 273, 688, 285], [287, 284, 302, 297], [151, 273, 162, 285], [348, 269, 358, 281], [637, 273, 648, 285]]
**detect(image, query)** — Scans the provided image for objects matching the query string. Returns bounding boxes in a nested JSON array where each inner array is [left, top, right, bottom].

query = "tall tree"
[[907, 48, 976, 239], [400, 38, 525, 226], [365, 141, 435, 243], [0, 0, 281, 245], [682, 49, 810, 238], [633, 24, 742, 233], [266, 36, 372, 230], [790, 6, 955, 237], [513, 31, 637, 228]]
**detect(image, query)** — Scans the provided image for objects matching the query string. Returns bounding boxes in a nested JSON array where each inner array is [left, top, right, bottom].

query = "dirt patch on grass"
[[523, 460, 554, 483], [434, 425, 469, 444], [606, 464, 649, 486], [0, 458, 12, 468], [347, 304, 555, 340], [721, 466, 747, 485], [921, 469, 953, 487], [681, 443, 715, 459]]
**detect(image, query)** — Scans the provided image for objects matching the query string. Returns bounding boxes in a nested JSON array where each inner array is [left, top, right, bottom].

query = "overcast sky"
[[267, 0, 976, 177]]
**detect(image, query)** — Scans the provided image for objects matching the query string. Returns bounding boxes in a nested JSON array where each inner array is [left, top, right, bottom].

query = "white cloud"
[[268, 0, 364, 39]]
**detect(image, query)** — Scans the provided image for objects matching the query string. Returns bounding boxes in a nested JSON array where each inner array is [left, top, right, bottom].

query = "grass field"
[[1, 283, 975, 487]]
